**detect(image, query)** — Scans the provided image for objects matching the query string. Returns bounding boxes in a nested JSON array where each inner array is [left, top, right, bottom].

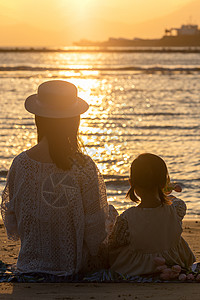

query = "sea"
[[0, 47, 199, 219]]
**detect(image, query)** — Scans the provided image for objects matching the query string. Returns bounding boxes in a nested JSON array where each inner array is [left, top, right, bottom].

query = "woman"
[[1, 80, 113, 276]]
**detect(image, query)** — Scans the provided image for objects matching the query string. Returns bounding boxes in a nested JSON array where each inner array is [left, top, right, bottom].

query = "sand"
[[1, 219, 200, 299]]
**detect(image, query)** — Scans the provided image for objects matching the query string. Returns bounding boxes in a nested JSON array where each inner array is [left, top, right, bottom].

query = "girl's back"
[[109, 199, 195, 276], [126, 202, 181, 252]]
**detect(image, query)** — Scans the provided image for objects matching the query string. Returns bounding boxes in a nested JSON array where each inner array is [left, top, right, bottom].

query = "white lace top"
[[1, 151, 109, 275]]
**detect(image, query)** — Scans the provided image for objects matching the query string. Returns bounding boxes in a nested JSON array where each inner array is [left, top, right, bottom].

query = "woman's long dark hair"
[[126, 153, 169, 205], [35, 115, 84, 170]]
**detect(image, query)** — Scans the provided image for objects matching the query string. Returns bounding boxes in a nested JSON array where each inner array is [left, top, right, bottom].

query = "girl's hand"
[[163, 180, 182, 195]]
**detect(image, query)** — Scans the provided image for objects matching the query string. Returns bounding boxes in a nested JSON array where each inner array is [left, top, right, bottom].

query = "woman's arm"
[[1, 162, 19, 240]]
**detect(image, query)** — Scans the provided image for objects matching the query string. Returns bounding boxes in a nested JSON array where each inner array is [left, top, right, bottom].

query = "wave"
[[0, 124, 198, 133], [103, 174, 128, 180], [105, 178, 199, 191], [1, 65, 200, 74], [81, 125, 199, 135], [0, 170, 8, 178], [0, 112, 193, 122], [0, 170, 198, 191], [105, 113, 192, 117]]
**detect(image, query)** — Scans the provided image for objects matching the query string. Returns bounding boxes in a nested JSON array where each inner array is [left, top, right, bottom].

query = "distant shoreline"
[[1, 47, 200, 53]]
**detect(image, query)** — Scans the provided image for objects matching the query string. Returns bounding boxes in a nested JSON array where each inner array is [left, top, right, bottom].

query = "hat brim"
[[25, 94, 89, 118]]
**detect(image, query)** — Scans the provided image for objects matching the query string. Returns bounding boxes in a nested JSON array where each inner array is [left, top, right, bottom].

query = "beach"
[[1, 219, 200, 299]]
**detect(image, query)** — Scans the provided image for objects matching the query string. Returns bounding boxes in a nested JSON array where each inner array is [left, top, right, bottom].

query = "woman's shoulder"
[[73, 154, 99, 173], [8, 151, 50, 182], [4, 152, 31, 186], [8, 151, 28, 169], [71, 154, 102, 185], [79, 154, 95, 164]]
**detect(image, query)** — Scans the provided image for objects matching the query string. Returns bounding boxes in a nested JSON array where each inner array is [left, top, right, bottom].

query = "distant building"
[[165, 24, 200, 36]]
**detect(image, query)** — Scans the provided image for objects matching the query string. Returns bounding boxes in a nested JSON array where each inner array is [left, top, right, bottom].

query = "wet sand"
[[1, 219, 200, 299]]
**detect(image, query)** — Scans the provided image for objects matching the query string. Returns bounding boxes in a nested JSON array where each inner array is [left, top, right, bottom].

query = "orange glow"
[[0, 0, 199, 46]]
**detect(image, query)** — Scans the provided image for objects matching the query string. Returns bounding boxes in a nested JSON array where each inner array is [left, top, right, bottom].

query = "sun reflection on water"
[[0, 51, 199, 215]]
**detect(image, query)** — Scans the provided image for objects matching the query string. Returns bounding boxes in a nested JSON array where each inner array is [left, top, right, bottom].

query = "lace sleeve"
[[82, 159, 109, 256], [1, 161, 19, 241], [172, 197, 186, 222], [108, 214, 130, 250]]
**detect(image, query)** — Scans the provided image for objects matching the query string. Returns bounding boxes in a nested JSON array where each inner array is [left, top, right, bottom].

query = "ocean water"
[[0, 48, 199, 218]]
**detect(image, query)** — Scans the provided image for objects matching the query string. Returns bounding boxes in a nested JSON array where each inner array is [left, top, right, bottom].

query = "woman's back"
[[2, 151, 109, 275]]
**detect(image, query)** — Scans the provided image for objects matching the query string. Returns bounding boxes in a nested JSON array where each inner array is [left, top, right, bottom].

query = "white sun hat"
[[25, 80, 89, 118]]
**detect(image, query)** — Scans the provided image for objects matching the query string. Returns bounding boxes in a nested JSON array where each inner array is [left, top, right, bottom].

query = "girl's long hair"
[[126, 153, 169, 205], [35, 115, 84, 170]]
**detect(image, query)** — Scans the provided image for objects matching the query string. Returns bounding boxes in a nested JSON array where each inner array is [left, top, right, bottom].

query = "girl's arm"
[[164, 179, 186, 222], [171, 198, 187, 222], [108, 214, 130, 250]]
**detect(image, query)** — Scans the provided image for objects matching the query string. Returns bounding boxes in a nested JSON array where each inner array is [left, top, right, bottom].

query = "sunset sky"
[[0, 0, 200, 46]]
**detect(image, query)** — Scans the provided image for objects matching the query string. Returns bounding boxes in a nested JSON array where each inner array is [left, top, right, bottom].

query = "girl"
[[109, 153, 195, 276]]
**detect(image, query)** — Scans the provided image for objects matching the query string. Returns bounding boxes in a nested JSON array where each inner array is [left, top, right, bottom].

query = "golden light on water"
[[58, 71, 80, 77], [81, 70, 100, 76], [53, 74, 129, 175], [45, 70, 156, 177], [0, 48, 199, 216]]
